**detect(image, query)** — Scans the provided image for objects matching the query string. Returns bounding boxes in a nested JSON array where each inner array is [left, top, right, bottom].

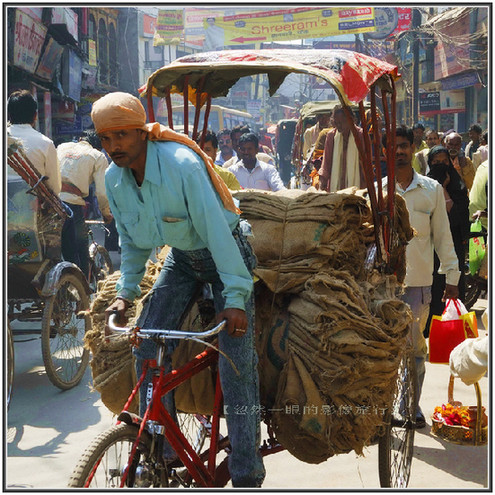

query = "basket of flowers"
[[431, 375, 487, 445]]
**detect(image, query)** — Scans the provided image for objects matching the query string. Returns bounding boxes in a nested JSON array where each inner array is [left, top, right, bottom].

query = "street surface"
[[6, 296, 488, 490]]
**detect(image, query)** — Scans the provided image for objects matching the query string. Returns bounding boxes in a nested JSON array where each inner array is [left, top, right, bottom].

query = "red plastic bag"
[[429, 299, 478, 364]]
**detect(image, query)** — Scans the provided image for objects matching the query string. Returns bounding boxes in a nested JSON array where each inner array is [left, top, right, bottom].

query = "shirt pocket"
[[159, 216, 192, 246]]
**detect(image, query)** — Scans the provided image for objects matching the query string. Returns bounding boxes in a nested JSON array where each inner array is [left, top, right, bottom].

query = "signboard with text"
[[35, 37, 63, 80], [203, 7, 375, 49], [420, 89, 465, 116], [13, 10, 47, 73]]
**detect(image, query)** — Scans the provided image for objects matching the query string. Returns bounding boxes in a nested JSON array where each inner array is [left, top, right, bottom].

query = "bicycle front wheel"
[[41, 273, 90, 390], [378, 350, 417, 488], [68, 423, 166, 488]]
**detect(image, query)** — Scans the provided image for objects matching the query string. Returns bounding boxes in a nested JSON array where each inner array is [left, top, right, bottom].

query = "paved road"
[[6, 299, 488, 489]]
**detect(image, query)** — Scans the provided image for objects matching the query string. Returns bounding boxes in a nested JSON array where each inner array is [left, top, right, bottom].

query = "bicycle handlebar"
[[108, 314, 227, 341]]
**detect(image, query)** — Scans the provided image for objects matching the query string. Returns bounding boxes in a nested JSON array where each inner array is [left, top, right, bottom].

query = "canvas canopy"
[[143, 49, 400, 108]]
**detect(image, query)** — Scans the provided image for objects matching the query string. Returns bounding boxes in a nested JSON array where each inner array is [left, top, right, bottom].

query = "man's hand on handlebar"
[[216, 308, 247, 338], [104, 299, 129, 336]]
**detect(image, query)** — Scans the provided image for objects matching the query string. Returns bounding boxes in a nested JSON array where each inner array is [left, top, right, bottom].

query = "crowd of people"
[[7, 87, 488, 483]]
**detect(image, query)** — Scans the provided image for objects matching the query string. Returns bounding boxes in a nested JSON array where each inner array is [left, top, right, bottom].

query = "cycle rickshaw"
[[7, 137, 92, 390], [69, 49, 416, 488]]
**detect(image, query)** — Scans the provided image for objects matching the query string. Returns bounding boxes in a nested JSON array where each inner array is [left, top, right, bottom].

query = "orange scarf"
[[144, 123, 240, 215]]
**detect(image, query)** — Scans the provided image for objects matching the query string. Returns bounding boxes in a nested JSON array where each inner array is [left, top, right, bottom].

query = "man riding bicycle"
[[91, 92, 265, 488]]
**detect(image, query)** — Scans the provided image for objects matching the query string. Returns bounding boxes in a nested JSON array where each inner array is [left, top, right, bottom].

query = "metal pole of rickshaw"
[[344, 103, 384, 264], [165, 87, 174, 130], [183, 75, 189, 136], [370, 89, 388, 261], [200, 96, 212, 150], [381, 86, 395, 256], [147, 88, 155, 123], [192, 76, 206, 143]]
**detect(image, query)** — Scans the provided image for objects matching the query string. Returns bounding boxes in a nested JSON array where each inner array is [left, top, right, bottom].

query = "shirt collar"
[[239, 159, 260, 171], [396, 169, 424, 193], [143, 141, 162, 186]]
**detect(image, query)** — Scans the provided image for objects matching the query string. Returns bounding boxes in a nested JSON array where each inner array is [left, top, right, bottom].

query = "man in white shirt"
[[57, 131, 112, 277], [229, 133, 286, 191], [7, 89, 61, 195], [388, 125, 460, 428]]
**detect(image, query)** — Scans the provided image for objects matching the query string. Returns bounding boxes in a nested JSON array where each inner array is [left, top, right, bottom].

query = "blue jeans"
[[134, 221, 265, 487]]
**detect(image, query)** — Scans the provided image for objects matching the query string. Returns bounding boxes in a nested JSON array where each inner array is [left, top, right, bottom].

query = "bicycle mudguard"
[[117, 411, 143, 427]]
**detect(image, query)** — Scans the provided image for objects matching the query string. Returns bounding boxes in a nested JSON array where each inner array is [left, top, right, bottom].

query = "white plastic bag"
[[442, 298, 468, 321]]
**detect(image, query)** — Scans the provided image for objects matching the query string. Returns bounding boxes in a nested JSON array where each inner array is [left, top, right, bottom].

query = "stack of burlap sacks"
[[234, 188, 414, 463], [84, 188, 414, 464]]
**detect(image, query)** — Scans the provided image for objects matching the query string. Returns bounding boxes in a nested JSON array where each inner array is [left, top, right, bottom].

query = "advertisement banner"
[[13, 10, 47, 73], [182, 7, 271, 47], [203, 7, 375, 48], [154, 10, 184, 46], [35, 37, 63, 80]]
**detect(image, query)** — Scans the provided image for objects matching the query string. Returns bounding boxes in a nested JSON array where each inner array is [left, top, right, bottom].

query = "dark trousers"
[[61, 203, 89, 278]]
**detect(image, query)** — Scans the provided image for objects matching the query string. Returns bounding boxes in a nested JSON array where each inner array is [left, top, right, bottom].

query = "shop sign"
[[419, 91, 440, 114], [13, 10, 47, 73], [441, 71, 480, 91], [51, 7, 78, 42], [420, 89, 465, 115], [35, 36, 63, 80]]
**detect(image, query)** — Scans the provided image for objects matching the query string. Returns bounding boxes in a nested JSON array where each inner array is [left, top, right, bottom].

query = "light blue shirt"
[[105, 140, 252, 310]]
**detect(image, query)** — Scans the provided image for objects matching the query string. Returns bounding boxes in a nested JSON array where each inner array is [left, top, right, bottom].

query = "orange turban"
[[91, 92, 147, 134], [91, 92, 240, 215]]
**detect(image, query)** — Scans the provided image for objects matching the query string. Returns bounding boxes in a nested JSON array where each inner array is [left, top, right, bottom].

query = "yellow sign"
[[88, 39, 96, 66], [154, 9, 184, 46], [203, 7, 375, 47]]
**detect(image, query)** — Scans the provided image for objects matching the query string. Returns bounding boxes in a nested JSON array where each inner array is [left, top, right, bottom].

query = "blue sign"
[[441, 71, 480, 91]]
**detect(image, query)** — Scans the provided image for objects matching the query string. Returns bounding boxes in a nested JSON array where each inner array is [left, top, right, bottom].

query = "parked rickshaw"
[[7, 136, 92, 390], [70, 49, 415, 489]]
